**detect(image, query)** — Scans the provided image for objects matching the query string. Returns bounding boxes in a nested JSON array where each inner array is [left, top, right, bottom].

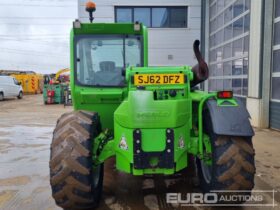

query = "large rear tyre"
[[197, 110, 255, 203], [50, 111, 103, 210]]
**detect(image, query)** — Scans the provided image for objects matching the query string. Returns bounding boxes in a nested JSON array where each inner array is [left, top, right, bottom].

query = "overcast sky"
[[0, 0, 78, 74]]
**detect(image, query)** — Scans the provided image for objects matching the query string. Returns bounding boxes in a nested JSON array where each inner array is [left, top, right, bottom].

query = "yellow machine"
[[11, 73, 43, 94], [0, 70, 43, 94], [55, 68, 70, 82]]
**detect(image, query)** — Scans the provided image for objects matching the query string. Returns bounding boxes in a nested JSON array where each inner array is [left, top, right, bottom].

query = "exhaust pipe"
[[191, 40, 209, 88]]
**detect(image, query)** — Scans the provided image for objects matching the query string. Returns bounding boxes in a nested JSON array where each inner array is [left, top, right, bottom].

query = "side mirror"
[[18, 82, 22, 86]]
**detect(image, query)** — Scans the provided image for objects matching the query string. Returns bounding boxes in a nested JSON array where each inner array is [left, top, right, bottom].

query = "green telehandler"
[[49, 2, 255, 209]]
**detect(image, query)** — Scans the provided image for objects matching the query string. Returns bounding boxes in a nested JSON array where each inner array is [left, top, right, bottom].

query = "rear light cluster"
[[217, 91, 233, 99]]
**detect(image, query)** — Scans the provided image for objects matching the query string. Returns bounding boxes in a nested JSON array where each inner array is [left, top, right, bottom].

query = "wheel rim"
[[200, 159, 212, 184], [92, 165, 101, 187]]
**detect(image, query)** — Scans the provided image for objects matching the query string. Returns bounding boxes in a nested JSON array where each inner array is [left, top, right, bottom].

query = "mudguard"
[[205, 98, 254, 137]]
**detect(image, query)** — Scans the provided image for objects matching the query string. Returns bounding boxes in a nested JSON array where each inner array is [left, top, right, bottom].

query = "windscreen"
[[76, 36, 142, 86]]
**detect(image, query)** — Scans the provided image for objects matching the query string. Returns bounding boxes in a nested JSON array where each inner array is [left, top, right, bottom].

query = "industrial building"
[[78, 0, 280, 130], [78, 0, 201, 66], [202, 0, 280, 131]]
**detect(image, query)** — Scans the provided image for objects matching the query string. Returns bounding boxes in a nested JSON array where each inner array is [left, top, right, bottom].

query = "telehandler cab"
[[49, 2, 255, 209]]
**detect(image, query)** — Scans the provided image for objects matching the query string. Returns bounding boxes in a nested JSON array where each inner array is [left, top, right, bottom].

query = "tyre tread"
[[216, 136, 255, 190], [50, 111, 102, 209]]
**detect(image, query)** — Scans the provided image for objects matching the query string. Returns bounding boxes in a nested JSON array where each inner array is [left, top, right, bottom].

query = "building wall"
[[78, 0, 201, 67], [203, 0, 280, 130], [270, 0, 280, 130], [207, 0, 250, 98]]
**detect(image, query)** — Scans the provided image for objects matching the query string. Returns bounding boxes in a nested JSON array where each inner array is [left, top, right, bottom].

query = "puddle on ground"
[[0, 126, 53, 143], [11, 156, 29, 161], [0, 125, 53, 162], [17, 144, 47, 148], [0, 140, 15, 153]]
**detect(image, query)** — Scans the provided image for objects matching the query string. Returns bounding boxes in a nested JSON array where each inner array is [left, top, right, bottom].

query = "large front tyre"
[[50, 111, 103, 210], [197, 111, 256, 203]]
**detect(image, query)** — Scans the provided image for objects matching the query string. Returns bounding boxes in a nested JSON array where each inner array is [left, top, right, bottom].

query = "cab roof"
[[72, 22, 146, 36]]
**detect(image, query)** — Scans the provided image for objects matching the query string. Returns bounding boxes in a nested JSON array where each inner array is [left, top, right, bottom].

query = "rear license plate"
[[134, 74, 184, 86]]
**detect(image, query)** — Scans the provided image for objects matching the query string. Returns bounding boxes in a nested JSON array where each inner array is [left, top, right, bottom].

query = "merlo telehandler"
[[49, 2, 255, 209]]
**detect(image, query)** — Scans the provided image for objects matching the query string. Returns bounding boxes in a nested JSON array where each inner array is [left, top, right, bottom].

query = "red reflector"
[[47, 90, 55, 97], [217, 91, 233, 99]]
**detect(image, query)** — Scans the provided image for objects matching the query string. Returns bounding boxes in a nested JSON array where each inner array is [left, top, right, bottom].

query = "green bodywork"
[[70, 22, 237, 175], [70, 23, 148, 130]]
